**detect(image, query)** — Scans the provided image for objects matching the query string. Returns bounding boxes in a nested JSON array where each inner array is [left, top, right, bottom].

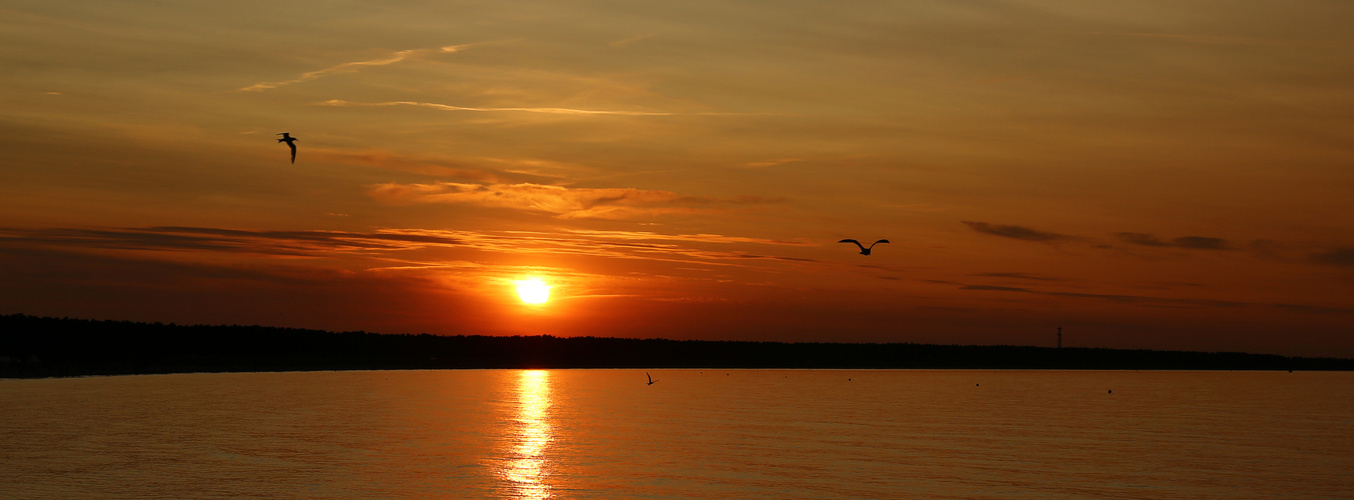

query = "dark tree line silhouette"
[[2, 314, 1349, 378]]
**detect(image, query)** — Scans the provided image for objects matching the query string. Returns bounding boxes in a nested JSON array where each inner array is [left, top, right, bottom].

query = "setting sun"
[[515, 279, 552, 305]]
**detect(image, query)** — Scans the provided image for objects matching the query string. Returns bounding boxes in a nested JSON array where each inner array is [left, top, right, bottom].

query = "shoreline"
[[5, 314, 1352, 378]]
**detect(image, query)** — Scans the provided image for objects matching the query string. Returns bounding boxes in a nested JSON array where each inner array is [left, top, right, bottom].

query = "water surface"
[[2, 370, 1351, 498]]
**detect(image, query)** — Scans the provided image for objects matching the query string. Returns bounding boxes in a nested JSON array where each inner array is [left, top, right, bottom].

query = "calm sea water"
[[2, 369, 1351, 499]]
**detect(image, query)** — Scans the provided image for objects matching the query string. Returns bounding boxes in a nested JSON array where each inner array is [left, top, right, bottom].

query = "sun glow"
[[515, 278, 551, 305]]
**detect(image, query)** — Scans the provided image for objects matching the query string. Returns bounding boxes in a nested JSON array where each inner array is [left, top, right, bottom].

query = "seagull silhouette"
[[276, 133, 298, 164], [646, 372, 659, 385], [839, 238, 889, 255]]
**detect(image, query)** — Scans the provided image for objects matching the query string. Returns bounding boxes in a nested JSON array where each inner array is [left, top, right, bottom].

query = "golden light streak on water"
[[502, 370, 553, 499]]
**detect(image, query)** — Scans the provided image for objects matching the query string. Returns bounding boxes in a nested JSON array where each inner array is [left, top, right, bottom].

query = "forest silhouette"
[[2, 314, 1350, 378]]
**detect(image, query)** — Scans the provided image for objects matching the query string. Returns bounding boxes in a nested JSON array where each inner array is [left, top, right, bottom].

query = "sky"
[[2, 0, 1353, 357]]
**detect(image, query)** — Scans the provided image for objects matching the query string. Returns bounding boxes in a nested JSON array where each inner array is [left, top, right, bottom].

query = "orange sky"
[[2, 1, 1353, 357]]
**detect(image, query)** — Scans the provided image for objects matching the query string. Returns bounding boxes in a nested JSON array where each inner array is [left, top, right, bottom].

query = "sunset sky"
[[3, 0, 1353, 356]]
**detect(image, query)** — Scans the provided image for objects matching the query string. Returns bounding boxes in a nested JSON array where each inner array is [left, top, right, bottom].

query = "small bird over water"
[[839, 238, 889, 255], [646, 372, 659, 385], [277, 132, 298, 164]]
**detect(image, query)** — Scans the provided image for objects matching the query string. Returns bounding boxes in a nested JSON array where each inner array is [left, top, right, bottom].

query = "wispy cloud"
[[741, 158, 805, 168], [1116, 232, 1232, 250], [1310, 247, 1354, 267], [366, 182, 773, 220], [961, 285, 1032, 292], [961, 283, 1248, 309], [961, 221, 1075, 242], [1100, 32, 1299, 47], [972, 272, 1066, 282], [320, 99, 681, 116], [0, 225, 818, 270], [1273, 303, 1354, 314], [961, 282, 1354, 315], [0, 226, 463, 256], [239, 44, 472, 92], [609, 34, 655, 48], [309, 148, 561, 184], [486, 230, 819, 266], [1171, 236, 1231, 250], [318, 99, 756, 117], [564, 229, 811, 246]]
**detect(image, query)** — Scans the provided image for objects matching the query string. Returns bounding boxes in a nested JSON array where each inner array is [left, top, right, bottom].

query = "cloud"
[[241, 49, 417, 92], [1116, 232, 1231, 250], [0, 226, 462, 257], [564, 230, 810, 246], [609, 34, 655, 48], [961, 285, 1033, 292], [1310, 247, 1354, 267], [509, 234, 817, 266], [741, 158, 805, 168], [736, 254, 819, 263], [318, 100, 760, 117], [961, 282, 1250, 309], [972, 272, 1065, 282], [309, 149, 560, 184], [1042, 291, 1243, 308], [1247, 239, 1285, 258], [961, 221, 1073, 242], [0, 225, 816, 271], [1172, 236, 1230, 250], [319, 99, 689, 117], [238, 43, 488, 92], [366, 182, 772, 220], [1272, 303, 1354, 314], [1100, 32, 1298, 47], [0, 245, 491, 336]]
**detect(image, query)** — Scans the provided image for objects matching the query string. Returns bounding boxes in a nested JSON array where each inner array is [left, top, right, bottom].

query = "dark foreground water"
[[2, 370, 1351, 499]]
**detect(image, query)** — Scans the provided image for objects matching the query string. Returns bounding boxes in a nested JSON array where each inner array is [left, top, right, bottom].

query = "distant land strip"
[[2, 314, 1351, 378]]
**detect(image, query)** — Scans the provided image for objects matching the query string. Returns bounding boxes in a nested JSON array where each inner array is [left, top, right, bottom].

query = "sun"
[[515, 278, 552, 305]]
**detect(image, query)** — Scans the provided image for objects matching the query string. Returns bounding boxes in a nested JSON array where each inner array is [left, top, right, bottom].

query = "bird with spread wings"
[[276, 132, 298, 164], [839, 239, 889, 255]]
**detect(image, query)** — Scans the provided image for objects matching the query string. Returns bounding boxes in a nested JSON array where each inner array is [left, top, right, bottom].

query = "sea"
[[2, 369, 1351, 499]]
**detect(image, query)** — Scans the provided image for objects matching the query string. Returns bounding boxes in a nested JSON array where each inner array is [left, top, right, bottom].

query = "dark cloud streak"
[[961, 221, 1073, 242], [1310, 247, 1354, 267], [972, 272, 1065, 282], [961, 285, 1033, 292], [1116, 232, 1231, 250], [0, 226, 461, 257], [0, 225, 817, 270], [960, 282, 1307, 311]]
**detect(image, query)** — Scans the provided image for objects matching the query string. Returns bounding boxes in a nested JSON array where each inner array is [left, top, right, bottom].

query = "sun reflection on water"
[[502, 370, 553, 499]]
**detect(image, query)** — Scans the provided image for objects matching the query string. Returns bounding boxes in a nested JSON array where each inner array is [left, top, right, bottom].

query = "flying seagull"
[[277, 132, 298, 164], [646, 372, 659, 385], [839, 238, 889, 255]]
